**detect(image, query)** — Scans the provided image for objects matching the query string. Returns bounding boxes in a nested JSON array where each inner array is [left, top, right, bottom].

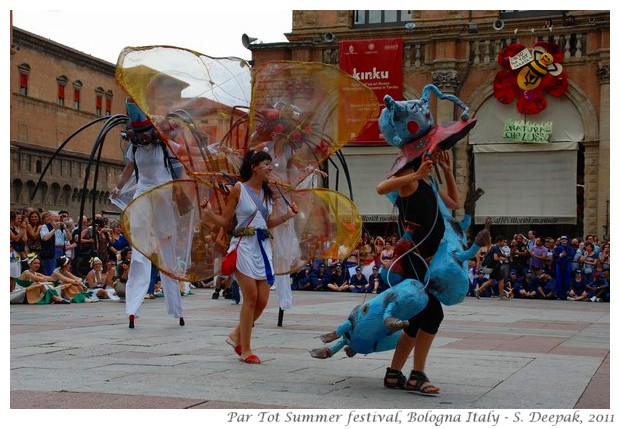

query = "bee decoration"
[[493, 42, 568, 115]]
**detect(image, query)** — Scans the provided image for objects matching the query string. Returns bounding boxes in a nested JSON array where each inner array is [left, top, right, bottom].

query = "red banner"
[[339, 38, 403, 144]]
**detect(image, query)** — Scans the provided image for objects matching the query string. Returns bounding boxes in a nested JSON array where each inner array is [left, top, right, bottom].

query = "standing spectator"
[[107, 220, 130, 261], [544, 237, 555, 274], [552, 236, 575, 300], [380, 240, 395, 270], [585, 234, 600, 256], [511, 234, 529, 276], [25, 210, 43, 257], [73, 215, 96, 276], [39, 211, 67, 276], [529, 237, 548, 274], [580, 242, 598, 281], [571, 239, 585, 273], [349, 266, 369, 293], [327, 262, 350, 292], [598, 242, 610, 272], [10, 211, 27, 262], [94, 216, 111, 268]]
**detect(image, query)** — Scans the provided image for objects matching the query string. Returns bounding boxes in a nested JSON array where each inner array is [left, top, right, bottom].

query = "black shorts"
[[403, 293, 444, 337]]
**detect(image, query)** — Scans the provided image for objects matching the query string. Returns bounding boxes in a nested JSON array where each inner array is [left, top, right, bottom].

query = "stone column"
[[582, 141, 600, 238], [431, 69, 469, 218], [596, 62, 610, 241]]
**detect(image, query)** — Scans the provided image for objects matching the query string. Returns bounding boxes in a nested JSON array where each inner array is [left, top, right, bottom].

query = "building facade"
[[248, 10, 610, 240], [10, 27, 129, 217]]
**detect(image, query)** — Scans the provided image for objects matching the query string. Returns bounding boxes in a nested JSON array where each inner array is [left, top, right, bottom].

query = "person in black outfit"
[[376, 150, 461, 396]]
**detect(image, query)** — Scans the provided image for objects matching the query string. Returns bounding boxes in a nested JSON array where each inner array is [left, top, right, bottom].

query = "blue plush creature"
[[309, 278, 428, 359], [426, 185, 491, 305], [377, 183, 490, 306], [378, 84, 471, 148]]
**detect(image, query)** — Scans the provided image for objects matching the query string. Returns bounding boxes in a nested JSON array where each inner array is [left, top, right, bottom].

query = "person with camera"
[[39, 211, 68, 276]]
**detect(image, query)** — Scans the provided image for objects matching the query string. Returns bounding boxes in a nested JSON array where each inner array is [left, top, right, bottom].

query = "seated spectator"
[[516, 268, 538, 299], [113, 247, 132, 298], [15, 255, 70, 304], [327, 262, 350, 292], [504, 269, 518, 299], [472, 269, 495, 298], [85, 257, 120, 301], [349, 266, 369, 293], [311, 263, 330, 291], [536, 269, 557, 300], [567, 269, 588, 301], [586, 271, 610, 302], [368, 266, 388, 294], [293, 264, 313, 291], [51, 256, 91, 303]]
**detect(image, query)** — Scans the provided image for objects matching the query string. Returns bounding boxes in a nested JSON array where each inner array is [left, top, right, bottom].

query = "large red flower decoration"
[[493, 41, 568, 115]]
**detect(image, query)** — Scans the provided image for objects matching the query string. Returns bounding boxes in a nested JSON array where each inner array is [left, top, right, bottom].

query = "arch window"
[[95, 87, 105, 115], [105, 90, 113, 115], [57, 75, 68, 106], [73, 80, 83, 110], [18, 63, 31, 96]]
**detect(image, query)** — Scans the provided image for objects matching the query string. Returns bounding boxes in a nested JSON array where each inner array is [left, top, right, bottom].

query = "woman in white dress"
[[202, 150, 298, 364]]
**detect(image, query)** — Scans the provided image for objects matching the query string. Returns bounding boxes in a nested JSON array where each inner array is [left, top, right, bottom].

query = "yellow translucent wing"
[[120, 179, 229, 282]]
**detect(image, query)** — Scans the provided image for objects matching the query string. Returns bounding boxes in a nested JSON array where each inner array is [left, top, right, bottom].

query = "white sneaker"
[[590, 296, 597, 302], [270, 285, 276, 290]]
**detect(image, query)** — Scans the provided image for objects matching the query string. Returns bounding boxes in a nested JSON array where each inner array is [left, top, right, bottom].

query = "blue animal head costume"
[[378, 84, 477, 177]]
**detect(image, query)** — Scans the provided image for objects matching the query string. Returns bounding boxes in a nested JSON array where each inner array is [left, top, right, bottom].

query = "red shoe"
[[226, 336, 242, 356], [129, 314, 135, 329], [240, 354, 261, 364]]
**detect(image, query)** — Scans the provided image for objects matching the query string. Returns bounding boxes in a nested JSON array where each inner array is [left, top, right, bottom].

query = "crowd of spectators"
[[289, 229, 611, 303], [468, 231, 610, 302], [12, 209, 609, 304], [9, 207, 193, 305]]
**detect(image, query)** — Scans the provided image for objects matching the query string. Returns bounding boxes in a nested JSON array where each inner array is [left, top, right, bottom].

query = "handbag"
[[221, 240, 241, 276], [221, 209, 257, 276]]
